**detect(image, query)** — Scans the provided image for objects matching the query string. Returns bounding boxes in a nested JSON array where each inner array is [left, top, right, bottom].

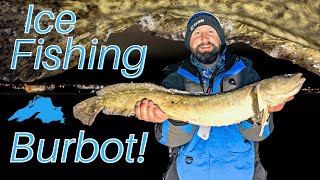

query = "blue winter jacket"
[[155, 52, 274, 180]]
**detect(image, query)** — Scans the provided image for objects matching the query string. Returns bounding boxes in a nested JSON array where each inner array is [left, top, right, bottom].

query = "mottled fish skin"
[[73, 73, 305, 136]]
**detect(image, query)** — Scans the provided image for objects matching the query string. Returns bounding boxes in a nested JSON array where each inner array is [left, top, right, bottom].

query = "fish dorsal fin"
[[96, 83, 196, 96], [96, 83, 167, 96]]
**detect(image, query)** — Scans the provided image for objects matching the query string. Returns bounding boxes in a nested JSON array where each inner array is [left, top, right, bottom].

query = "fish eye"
[[284, 74, 294, 78]]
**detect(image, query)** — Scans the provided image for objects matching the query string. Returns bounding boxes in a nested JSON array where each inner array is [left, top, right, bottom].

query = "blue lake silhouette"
[[8, 95, 64, 124]]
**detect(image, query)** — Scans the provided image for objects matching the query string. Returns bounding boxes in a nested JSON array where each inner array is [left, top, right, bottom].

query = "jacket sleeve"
[[238, 57, 274, 141], [239, 114, 274, 141], [154, 72, 196, 148]]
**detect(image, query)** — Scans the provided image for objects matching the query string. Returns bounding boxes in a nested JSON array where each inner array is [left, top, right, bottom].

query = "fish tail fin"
[[73, 96, 103, 126]]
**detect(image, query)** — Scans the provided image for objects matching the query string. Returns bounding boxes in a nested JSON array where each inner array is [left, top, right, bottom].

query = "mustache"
[[196, 42, 215, 49]]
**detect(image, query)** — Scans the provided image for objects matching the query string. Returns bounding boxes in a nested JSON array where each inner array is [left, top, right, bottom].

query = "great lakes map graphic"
[[8, 95, 64, 124]]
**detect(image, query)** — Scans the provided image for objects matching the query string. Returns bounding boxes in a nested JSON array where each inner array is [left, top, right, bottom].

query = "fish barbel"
[[73, 73, 306, 136]]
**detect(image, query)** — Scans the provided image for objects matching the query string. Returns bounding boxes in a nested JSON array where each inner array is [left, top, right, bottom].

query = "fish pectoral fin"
[[255, 84, 267, 114], [259, 108, 270, 137], [251, 84, 266, 124], [73, 96, 104, 126], [251, 84, 270, 137]]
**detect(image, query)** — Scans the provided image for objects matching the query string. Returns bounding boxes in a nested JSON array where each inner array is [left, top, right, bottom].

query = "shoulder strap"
[[162, 63, 180, 76], [163, 58, 199, 78], [224, 52, 238, 71]]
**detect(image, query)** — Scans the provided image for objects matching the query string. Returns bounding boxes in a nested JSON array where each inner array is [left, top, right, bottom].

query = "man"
[[135, 11, 294, 180]]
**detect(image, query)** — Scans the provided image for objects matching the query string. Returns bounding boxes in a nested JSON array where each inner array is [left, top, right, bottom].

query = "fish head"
[[259, 73, 306, 107]]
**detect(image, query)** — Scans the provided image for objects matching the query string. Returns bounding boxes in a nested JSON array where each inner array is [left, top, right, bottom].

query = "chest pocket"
[[221, 75, 242, 92], [184, 79, 203, 93], [224, 124, 253, 155]]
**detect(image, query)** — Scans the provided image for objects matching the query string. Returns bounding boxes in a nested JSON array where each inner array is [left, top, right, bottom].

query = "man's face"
[[190, 25, 222, 64]]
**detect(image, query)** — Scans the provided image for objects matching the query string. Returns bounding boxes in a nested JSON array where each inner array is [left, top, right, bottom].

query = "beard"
[[191, 42, 221, 64]]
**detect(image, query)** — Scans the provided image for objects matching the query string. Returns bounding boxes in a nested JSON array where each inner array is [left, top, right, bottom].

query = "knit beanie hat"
[[184, 11, 225, 50]]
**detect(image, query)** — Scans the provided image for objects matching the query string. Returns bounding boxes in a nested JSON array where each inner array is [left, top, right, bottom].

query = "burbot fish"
[[73, 73, 306, 136]]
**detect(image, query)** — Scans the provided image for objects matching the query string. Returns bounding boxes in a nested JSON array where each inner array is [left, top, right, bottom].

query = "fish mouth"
[[264, 73, 306, 107], [286, 73, 306, 96]]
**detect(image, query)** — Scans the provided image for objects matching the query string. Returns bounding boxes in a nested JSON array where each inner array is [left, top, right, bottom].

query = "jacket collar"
[[179, 50, 238, 78]]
